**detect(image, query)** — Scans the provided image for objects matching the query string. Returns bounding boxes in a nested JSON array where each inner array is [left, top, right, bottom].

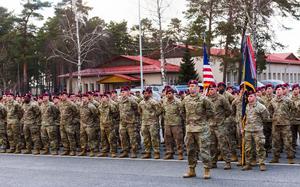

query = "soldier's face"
[[248, 94, 256, 103], [266, 87, 273, 95], [101, 96, 109, 102], [121, 91, 129, 97], [283, 87, 289, 95], [166, 92, 174, 99], [189, 84, 199, 95], [256, 91, 262, 97], [43, 96, 49, 102], [143, 92, 151, 99], [61, 94, 68, 101], [82, 96, 89, 103], [6, 95, 13, 101], [208, 87, 217, 95], [293, 87, 300, 95], [276, 88, 283, 96]]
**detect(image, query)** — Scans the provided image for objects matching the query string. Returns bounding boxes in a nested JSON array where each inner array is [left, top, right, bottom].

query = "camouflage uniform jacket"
[[290, 94, 300, 121], [80, 102, 98, 127], [208, 93, 232, 127], [269, 96, 296, 126], [59, 100, 77, 126], [5, 100, 23, 124], [117, 96, 138, 124], [138, 97, 161, 126], [98, 100, 118, 128], [22, 102, 41, 126], [232, 95, 243, 124], [40, 101, 59, 127], [162, 98, 183, 126], [182, 94, 214, 132], [262, 94, 274, 121], [245, 101, 269, 132], [0, 103, 7, 125]]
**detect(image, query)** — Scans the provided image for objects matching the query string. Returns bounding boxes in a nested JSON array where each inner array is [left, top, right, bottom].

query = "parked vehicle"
[[260, 79, 285, 88]]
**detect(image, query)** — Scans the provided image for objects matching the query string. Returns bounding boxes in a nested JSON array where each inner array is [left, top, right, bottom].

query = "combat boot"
[[203, 168, 211, 179], [178, 153, 184, 160], [119, 151, 129, 158], [51, 150, 58, 155], [183, 167, 196, 178], [218, 154, 224, 161], [0, 147, 6, 153], [259, 164, 266, 171], [98, 152, 108, 157], [231, 153, 238, 162], [61, 150, 69, 156], [78, 150, 87, 156], [154, 152, 160, 159], [89, 151, 95, 157], [269, 157, 279, 163], [142, 152, 151, 159], [163, 153, 173, 160], [288, 158, 295, 164], [33, 149, 40, 155], [224, 162, 231, 170], [23, 149, 32, 154], [237, 160, 242, 166], [110, 153, 117, 158], [7, 149, 15, 153], [242, 165, 252, 171], [14, 149, 21, 154], [130, 152, 137, 158], [69, 151, 76, 156], [250, 159, 257, 166], [41, 149, 49, 155]]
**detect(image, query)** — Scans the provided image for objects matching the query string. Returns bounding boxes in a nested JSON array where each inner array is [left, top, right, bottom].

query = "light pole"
[[139, 0, 144, 90]]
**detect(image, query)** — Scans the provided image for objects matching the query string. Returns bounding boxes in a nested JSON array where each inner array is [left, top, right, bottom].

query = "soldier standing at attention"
[[98, 93, 118, 158], [59, 92, 78, 156], [138, 87, 161, 159], [78, 94, 99, 157], [269, 85, 296, 164], [242, 91, 269, 171], [118, 86, 139, 158], [0, 97, 7, 153], [40, 93, 59, 155], [182, 80, 214, 179], [162, 87, 184, 160], [5, 93, 23, 153], [207, 83, 232, 170], [22, 94, 42, 155], [290, 84, 300, 149]]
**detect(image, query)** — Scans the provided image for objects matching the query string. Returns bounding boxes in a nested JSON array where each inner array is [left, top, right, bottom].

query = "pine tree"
[[178, 44, 198, 84]]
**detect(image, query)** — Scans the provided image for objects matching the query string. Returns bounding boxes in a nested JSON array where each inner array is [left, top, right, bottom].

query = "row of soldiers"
[[0, 80, 299, 179]]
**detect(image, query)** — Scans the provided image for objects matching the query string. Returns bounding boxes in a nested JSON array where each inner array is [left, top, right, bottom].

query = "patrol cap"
[[292, 84, 300, 90], [188, 80, 198, 86], [217, 82, 226, 88]]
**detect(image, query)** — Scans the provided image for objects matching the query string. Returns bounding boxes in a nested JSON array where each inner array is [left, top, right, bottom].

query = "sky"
[[2, 0, 300, 54]]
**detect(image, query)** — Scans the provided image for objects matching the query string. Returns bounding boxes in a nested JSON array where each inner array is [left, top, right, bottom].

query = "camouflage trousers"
[[0, 122, 7, 149], [7, 122, 21, 150], [225, 121, 238, 155], [185, 130, 212, 169], [23, 124, 41, 151], [41, 125, 58, 151], [291, 124, 300, 148], [164, 125, 184, 155], [119, 122, 138, 153], [100, 125, 117, 154], [114, 119, 120, 146], [263, 122, 272, 151], [272, 125, 295, 159], [210, 125, 231, 163], [141, 124, 160, 153], [60, 124, 77, 152], [80, 125, 98, 152], [245, 131, 266, 165], [74, 121, 80, 148]]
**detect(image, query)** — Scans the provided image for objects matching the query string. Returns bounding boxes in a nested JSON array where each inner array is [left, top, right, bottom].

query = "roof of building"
[[266, 53, 300, 65], [58, 55, 180, 78]]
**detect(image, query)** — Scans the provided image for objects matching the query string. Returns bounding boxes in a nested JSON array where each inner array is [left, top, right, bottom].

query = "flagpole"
[[138, 0, 144, 90]]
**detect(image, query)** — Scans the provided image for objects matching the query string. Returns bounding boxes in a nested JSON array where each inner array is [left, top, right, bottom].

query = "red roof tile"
[[58, 55, 180, 78], [266, 53, 300, 64]]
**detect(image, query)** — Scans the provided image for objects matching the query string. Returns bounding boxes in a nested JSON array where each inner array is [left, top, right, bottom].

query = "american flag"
[[203, 43, 215, 89]]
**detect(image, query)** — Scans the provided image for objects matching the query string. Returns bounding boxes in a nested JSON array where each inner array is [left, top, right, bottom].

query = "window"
[[294, 73, 297, 83], [97, 84, 101, 91], [277, 73, 281, 80], [90, 83, 94, 91], [84, 84, 88, 93], [273, 73, 276, 80], [268, 73, 271, 79], [263, 73, 267, 80]]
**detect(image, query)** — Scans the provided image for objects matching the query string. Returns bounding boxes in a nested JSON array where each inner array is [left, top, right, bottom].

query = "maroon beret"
[[275, 84, 283, 90], [121, 86, 130, 92], [208, 82, 217, 88], [292, 84, 300, 90], [265, 84, 273, 89], [217, 82, 226, 87], [82, 93, 89, 97], [283, 83, 289, 88], [165, 88, 174, 94], [188, 80, 198, 85]]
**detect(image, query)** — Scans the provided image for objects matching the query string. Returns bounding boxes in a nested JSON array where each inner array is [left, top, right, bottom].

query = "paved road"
[[0, 153, 300, 187]]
